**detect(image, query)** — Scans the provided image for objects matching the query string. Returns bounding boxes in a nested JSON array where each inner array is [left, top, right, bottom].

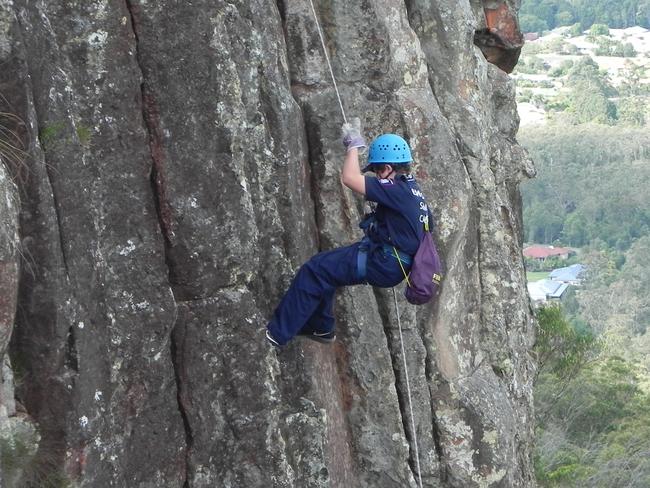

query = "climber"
[[265, 120, 433, 348]]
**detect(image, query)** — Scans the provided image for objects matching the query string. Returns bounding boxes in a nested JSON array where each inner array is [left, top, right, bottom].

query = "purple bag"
[[404, 231, 443, 305]]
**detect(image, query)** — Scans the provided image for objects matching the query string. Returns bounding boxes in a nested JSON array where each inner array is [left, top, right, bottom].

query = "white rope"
[[307, 0, 348, 124], [392, 287, 423, 488]]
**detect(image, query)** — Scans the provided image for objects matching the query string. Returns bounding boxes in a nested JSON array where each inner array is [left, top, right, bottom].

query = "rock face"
[[0, 0, 536, 487], [0, 160, 19, 400], [0, 158, 25, 488]]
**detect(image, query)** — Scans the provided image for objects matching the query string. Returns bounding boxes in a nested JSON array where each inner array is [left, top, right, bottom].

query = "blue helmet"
[[363, 134, 412, 172]]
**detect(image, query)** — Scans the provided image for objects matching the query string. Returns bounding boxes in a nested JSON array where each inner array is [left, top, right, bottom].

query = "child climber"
[[265, 121, 432, 348]]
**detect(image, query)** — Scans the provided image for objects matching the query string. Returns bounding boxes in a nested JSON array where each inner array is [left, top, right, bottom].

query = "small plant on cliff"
[[0, 425, 41, 488], [1, 418, 74, 488], [38, 121, 65, 150], [0, 110, 28, 172], [75, 124, 92, 146]]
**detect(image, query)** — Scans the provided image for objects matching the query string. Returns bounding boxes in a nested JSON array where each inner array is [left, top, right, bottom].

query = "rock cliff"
[[0, 0, 536, 486]]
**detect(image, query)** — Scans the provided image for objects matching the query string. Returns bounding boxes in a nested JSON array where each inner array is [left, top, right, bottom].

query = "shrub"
[[622, 42, 637, 58], [517, 89, 534, 103], [589, 24, 610, 36], [549, 60, 574, 78], [568, 23, 583, 37]]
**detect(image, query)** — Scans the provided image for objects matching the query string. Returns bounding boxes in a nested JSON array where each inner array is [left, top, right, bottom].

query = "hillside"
[[516, 17, 650, 488], [0, 2, 535, 487], [514, 26, 650, 126]]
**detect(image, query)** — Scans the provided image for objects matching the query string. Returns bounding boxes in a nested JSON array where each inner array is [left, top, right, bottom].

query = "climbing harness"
[[356, 237, 371, 281], [357, 214, 413, 283], [308, 5, 424, 487], [356, 240, 413, 283]]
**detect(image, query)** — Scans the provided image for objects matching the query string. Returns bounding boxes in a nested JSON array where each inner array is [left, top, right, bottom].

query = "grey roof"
[[550, 264, 586, 282], [528, 279, 570, 301]]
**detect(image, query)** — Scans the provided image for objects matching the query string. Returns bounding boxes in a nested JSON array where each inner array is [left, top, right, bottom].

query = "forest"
[[524, 125, 650, 485], [519, 5, 650, 485], [520, 0, 650, 32], [520, 124, 650, 250], [519, 50, 650, 250], [523, 121, 650, 486], [533, 240, 650, 487]]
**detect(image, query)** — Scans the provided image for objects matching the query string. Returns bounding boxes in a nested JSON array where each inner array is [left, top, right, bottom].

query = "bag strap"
[[393, 246, 411, 287]]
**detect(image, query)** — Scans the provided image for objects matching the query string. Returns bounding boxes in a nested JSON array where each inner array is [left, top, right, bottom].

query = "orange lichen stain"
[[475, 2, 524, 73], [484, 3, 524, 48]]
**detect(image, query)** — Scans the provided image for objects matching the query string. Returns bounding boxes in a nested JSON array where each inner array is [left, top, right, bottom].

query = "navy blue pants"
[[267, 241, 408, 345]]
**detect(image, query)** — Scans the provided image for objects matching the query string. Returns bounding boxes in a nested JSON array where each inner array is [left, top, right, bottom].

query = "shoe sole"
[[298, 333, 336, 344], [266, 330, 282, 348]]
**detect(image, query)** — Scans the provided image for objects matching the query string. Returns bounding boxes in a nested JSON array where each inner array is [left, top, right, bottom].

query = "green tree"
[[591, 403, 650, 487], [543, 357, 641, 446], [619, 62, 650, 98], [567, 22, 583, 36], [589, 23, 610, 36], [561, 57, 618, 124], [535, 355, 650, 487], [555, 10, 575, 26], [617, 236, 650, 333], [566, 57, 615, 96], [622, 42, 637, 57], [566, 80, 617, 124], [639, 0, 650, 27], [529, 55, 549, 72], [521, 14, 549, 34], [535, 306, 597, 383], [521, 0, 650, 30], [617, 97, 647, 126], [561, 212, 589, 246], [549, 60, 574, 78]]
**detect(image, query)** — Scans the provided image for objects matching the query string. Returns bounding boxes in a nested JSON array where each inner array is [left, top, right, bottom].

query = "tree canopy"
[[520, 124, 650, 249], [533, 244, 650, 487], [520, 0, 650, 32]]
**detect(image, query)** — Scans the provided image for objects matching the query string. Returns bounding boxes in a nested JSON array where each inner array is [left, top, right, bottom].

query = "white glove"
[[341, 117, 367, 153]]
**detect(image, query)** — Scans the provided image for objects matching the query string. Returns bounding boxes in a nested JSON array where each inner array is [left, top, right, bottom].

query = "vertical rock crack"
[[124, 2, 191, 485], [38, 143, 70, 278], [275, 5, 325, 253], [170, 317, 193, 488], [124, 0, 174, 248], [373, 288, 423, 484]]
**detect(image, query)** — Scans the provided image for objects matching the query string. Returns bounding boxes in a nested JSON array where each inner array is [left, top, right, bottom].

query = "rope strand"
[[392, 287, 423, 488], [307, 0, 348, 124]]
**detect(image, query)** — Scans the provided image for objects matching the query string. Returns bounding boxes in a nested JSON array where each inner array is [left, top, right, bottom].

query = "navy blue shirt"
[[364, 174, 432, 255]]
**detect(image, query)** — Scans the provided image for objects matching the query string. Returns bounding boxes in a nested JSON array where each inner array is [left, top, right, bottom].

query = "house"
[[550, 264, 586, 285], [523, 245, 574, 262], [527, 279, 569, 305]]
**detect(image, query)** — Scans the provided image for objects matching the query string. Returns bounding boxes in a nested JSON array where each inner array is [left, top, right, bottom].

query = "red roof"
[[524, 245, 572, 259]]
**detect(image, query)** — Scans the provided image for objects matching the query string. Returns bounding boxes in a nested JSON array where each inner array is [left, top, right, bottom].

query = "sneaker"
[[266, 329, 282, 349], [297, 329, 336, 344]]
